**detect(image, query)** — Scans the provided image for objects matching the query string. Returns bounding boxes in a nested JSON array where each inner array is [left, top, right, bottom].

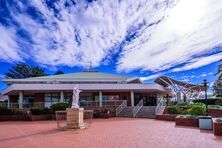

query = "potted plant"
[[213, 118, 222, 136]]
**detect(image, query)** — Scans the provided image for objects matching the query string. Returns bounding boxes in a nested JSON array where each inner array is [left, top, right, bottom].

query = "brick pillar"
[[66, 108, 85, 129]]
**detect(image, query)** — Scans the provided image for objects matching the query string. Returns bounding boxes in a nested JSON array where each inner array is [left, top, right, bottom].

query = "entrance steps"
[[117, 106, 156, 118], [135, 106, 156, 119], [117, 107, 134, 117]]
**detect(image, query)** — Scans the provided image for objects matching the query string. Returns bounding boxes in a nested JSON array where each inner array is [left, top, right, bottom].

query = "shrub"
[[51, 103, 70, 113], [177, 102, 190, 107], [167, 106, 181, 114], [31, 108, 51, 115], [0, 108, 24, 115], [185, 103, 206, 116], [208, 105, 222, 109]]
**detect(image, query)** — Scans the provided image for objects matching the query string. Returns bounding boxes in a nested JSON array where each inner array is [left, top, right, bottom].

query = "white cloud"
[[0, 25, 24, 62], [140, 73, 163, 81], [0, 0, 221, 72], [117, 0, 222, 72], [172, 52, 222, 72]]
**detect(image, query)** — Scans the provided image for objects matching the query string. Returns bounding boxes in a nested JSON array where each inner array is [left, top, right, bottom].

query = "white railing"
[[116, 100, 127, 116], [155, 98, 166, 115], [133, 99, 143, 117]]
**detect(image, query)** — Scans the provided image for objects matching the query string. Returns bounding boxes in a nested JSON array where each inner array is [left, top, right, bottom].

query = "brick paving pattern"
[[0, 118, 222, 148]]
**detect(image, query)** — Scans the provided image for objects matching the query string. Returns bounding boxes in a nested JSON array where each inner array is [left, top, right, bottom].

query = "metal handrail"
[[155, 98, 166, 115], [116, 100, 127, 116], [133, 99, 143, 117]]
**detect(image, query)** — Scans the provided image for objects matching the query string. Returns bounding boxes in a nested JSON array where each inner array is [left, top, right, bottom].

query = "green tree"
[[54, 70, 64, 75], [213, 63, 222, 97], [5, 63, 48, 78]]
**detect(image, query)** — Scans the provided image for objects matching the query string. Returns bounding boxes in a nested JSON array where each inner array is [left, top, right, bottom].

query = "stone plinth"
[[66, 108, 85, 129]]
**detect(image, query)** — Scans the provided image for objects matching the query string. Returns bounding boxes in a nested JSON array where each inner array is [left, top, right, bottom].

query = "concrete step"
[[136, 106, 156, 118], [117, 107, 134, 117]]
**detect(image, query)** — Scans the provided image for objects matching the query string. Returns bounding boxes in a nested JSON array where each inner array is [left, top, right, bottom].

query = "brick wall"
[[208, 109, 222, 117], [156, 114, 177, 121]]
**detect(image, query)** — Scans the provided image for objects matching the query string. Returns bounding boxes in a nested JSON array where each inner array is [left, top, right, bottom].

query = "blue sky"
[[0, 0, 222, 91]]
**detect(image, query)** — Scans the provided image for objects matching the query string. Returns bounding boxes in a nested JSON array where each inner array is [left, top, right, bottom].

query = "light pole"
[[203, 79, 208, 114]]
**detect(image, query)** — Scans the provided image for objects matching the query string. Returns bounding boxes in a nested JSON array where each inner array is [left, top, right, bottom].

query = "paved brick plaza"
[[0, 118, 222, 148]]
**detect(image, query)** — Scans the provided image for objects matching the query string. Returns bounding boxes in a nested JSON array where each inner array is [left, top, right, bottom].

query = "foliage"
[[5, 63, 48, 78], [167, 106, 181, 114], [213, 63, 222, 97], [216, 118, 222, 122], [54, 71, 64, 75], [185, 103, 206, 116], [177, 102, 190, 107], [51, 103, 70, 113], [0, 108, 25, 115], [31, 108, 51, 115], [93, 109, 114, 118], [208, 105, 222, 109]]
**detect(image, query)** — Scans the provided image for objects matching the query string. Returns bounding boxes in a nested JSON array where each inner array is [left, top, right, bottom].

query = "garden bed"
[[213, 118, 222, 136], [0, 115, 30, 121], [30, 114, 52, 121], [208, 108, 222, 118], [156, 114, 177, 121], [175, 115, 199, 127]]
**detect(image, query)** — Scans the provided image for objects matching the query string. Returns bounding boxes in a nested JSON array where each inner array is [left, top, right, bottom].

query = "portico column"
[[99, 91, 103, 107], [130, 91, 134, 107], [18, 91, 24, 109], [7, 96, 10, 109], [60, 91, 64, 103]]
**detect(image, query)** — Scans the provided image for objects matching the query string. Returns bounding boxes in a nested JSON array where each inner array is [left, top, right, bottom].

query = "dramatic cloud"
[[140, 73, 163, 81], [117, 0, 222, 72], [0, 0, 221, 72]]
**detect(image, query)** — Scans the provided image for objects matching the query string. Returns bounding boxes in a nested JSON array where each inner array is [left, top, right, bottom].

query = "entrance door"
[[135, 93, 157, 106]]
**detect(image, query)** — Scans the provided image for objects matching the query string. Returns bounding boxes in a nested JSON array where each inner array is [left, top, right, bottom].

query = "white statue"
[[72, 86, 81, 108]]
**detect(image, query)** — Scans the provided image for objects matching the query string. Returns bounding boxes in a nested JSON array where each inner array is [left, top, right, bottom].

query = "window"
[[44, 93, 60, 107]]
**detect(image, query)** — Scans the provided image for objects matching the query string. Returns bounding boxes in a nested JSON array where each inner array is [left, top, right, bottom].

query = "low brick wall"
[[175, 116, 199, 127], [156, 114, 177, 121], [30, 115, 52, 121], [213, 119, 222, 136], [0, 115, 30, 121], [208, 109, 222, 117]]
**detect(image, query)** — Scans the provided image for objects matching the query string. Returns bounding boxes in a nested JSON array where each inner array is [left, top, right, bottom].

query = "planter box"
[[198, 116, 212, 130], [156, 114, 177, 121], [175, 115, 199, 127], [208, 109, 222, 118], [30, 114, 51, 121], [213, 118, 222, 136], [0, 115, 30, 121]]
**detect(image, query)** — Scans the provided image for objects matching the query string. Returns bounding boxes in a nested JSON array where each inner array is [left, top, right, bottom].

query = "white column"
[[130, 91, 134, 107], [60, 91, 64, 103], [18, 91, 23, 109], [7, 96, 10, 109], [99, 91, 103, 107]]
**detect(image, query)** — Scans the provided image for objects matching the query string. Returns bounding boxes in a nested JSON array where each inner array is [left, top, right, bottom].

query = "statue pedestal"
[[66, 108, 85, 129]]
